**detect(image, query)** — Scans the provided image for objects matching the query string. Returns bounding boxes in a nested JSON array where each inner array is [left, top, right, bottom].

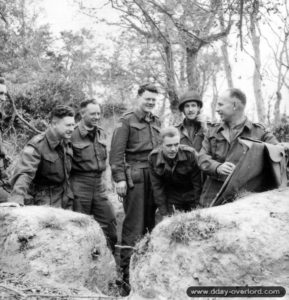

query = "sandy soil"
[[129, 188, 289, 300], [0, 206, 117, 296]]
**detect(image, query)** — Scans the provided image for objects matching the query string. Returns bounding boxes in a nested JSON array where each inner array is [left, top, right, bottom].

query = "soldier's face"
[[138, 91, 157, 113], [82, 103, 101, 128], [162, 135, 180, 159], [216, 91, 235, 122], [183, 101, 201, 120], [0, 84, 7, 102], [53, 116, 75, 139]]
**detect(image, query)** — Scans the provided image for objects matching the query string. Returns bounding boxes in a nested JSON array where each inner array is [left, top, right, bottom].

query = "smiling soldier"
[[70, 99, 117, 253], [198, 88, 279, 207], [8, 105, 75, 208], [176, 90, 207, 152], [109, 83, 161, 293], [148, 127, 202, 217]]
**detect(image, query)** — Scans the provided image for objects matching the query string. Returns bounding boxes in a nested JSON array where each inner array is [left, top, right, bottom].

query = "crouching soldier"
[[7, 105, 75, 208], [148, 127, 202, 217]]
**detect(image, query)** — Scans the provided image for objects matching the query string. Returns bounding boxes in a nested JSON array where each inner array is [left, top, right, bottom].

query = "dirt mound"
[[129, 188, 289, 300], [0, 206, 117, 295]]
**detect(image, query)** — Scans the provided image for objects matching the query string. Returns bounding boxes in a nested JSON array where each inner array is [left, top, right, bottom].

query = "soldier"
[[149, 127, 202, 216], [7, 105, 75, 208], [70, 99, 117, 253], [109, 83, 161, 292], [176, 90, 207, 152], [198, 88, 279, 207], [0, 77, 10, 203]]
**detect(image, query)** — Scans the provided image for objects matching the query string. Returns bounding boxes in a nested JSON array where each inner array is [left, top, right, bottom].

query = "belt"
[[127, 161, 149, 168], [71, 171, 102, 178]]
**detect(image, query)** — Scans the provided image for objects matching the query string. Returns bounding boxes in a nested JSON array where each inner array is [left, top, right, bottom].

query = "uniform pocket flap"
[[265, 144, 284, 163], [73, 143, 90, 150], [130, 123, 146, 130], [43, 152, 59, 162]]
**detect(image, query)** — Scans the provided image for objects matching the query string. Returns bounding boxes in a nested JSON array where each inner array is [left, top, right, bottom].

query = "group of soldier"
[[0, 79, 287, 295]]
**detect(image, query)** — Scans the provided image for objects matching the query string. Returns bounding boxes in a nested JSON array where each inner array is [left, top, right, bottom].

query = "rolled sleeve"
[[197, 134, 222, 175]]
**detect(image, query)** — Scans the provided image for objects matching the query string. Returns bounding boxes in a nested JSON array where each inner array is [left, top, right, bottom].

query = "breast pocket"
[[96, 139, 107, 160], [130, 123, 147, 143], [73, 143, 93, 162], [42, 153, 61, 177], [151, 124, 161, 146], [210, 137, 227, 161]]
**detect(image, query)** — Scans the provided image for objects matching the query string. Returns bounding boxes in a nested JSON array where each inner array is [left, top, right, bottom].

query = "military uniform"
[[198, 118, 278, 207], [10, 128, 73, 208], [0, 129, 9, 203], [176, 119, 206, 152], [148, 144, 202, 215], [70, 120, 117, 252], [109, 108, 161, 281]]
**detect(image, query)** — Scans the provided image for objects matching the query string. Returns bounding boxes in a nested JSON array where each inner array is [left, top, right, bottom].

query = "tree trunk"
[[250, 0, 265, 123], [186, 47, 199, 90], [221, 43, 233, 88], [211, 73, 218, 121], [218, 0, 233, 88], [273, 91, 282, 125], [163, 42, 179, 113]]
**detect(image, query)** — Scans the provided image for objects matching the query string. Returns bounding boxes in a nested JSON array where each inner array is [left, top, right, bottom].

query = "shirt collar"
[[45, 127, 62, 149], [78, 120, 99, 138], [217, 117, 252, 133], [134, 108, 155, 121], [155, 147, 187, 167]]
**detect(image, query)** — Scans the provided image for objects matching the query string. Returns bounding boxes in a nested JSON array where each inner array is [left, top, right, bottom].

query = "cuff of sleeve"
[[113, 172, 126, 183], [212, 162, 222, 174]]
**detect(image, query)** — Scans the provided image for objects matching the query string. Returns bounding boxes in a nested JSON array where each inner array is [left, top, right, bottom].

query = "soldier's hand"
[[116, 181, 127, 197], [217, 162, 235, 176], [0, 202, 22, 208]]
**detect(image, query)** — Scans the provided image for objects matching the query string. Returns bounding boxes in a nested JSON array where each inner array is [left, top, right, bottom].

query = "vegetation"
[[0, 0, 289, 148]]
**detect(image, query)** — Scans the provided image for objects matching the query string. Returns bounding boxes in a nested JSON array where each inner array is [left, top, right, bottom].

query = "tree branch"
[[7, 93, 42, 134]]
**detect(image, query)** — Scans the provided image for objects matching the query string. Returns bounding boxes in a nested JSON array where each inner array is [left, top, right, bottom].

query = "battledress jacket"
[[149, 144, 202, 215], [109, 109, 161, 183], [10, 128, 73, 206], [197, 118, 279, 206]]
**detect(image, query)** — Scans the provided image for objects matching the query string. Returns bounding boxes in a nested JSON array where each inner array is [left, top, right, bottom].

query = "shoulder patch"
[[28, 133, 45, 146], [115, 122, 123, 129], [151, 148, 160, 155], [122, 111, 134, 117], [23, 145, 37, 155]]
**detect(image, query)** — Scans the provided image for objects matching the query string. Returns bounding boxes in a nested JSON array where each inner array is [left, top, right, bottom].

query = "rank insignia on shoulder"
[[115, 122, 123, 129]]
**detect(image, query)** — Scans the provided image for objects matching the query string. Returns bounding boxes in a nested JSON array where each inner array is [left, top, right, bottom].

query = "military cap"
[[178, 90, 202, 111]]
